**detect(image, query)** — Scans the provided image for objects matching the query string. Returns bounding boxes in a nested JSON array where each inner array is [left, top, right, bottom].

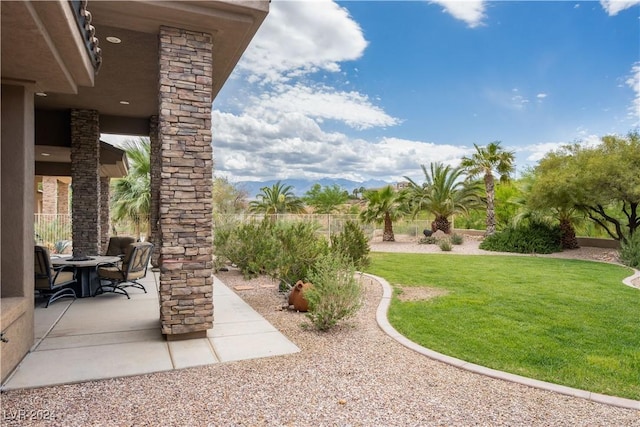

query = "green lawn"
[[365, 253, 640, 400]]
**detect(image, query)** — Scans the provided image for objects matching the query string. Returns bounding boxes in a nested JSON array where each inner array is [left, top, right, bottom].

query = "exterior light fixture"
[[106, 36, 121, 44], [35, 92, 47, 97], [119, 100, 130, 105], [41, 153, 51, 157]]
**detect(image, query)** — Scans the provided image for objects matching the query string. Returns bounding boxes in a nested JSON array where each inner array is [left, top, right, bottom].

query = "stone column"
[[100, 176, 111, 253], [57, 180, 70, 215], [158, 26, 214, 339], [41, 177, 58, 215], [149, 115, 161, 267], [70, 109, 101, 257]]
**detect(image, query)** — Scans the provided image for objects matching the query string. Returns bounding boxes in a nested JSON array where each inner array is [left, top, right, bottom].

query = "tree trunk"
[[383, 212, 395, 241], [485, 173, 496, 236], [432, 215, 451, 234], [560, 218, 579, 249]]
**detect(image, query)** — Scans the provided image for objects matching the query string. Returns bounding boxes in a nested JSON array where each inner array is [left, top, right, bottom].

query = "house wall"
[[1, 83, 36, 381]]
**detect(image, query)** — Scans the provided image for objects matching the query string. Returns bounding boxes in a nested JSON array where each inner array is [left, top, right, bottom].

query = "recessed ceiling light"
[[36, 92, 47, 97], [106, 36, 121, 44], [41, 153, 51, 157], [119, 100, 130, 105]]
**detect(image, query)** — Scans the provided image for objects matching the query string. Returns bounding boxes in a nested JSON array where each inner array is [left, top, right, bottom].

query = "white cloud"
[[625, 61, 640, 123], [237, 0, 368, 83], [536, 93, 548, 99], [430, 0, 487, 28], [600, 0, 640, 15], [211, 0, 404, 182], [521, 135, 601, 162], [245, 84, 400, 130], [212, 110, 470, 182], [521, 142, 567, 162]]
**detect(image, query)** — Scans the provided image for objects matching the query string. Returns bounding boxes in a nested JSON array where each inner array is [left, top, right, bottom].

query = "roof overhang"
[[1, 0, 96, 94], [35, 141, 129, 178], [3, 1, 268, 135]]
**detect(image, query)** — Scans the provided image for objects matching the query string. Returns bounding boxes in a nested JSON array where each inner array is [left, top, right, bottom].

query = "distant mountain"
[[234, 178, 390, 199]]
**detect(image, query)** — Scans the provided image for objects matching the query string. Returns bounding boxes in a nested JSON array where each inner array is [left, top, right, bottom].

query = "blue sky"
[[105, 0, 640, 184]]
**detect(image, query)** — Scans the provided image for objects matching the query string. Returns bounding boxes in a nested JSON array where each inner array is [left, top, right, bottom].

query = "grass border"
[[365, 272, 640, 410]]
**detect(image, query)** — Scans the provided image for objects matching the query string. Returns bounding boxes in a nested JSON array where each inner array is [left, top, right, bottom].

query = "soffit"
[[32, 0, 268, 122], [1, 0, 94, 93]]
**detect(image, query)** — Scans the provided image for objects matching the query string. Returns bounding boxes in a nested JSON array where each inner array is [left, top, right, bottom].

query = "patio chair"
[[34, 245, 77, 307], [104, 236, 136, 257], [94, 242, 154, 299]]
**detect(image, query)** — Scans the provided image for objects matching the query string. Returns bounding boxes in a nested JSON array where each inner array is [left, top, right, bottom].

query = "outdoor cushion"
[[34, 246, 77, 307], [95, 242, 153, 299]]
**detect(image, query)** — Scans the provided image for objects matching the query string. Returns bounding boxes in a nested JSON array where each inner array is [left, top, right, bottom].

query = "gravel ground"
[[2, 237, 639, 426]]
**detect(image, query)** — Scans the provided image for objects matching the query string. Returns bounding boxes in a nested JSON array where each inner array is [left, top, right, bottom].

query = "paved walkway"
[[2, 273, 299, 390]]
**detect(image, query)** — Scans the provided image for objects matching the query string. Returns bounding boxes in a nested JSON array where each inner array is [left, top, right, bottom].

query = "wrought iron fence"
[[34, 214, 73, 254], [213, 213, 434, 240]]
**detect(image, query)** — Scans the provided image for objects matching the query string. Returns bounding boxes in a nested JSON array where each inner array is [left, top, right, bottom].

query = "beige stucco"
[[1, 83, 36, 381]]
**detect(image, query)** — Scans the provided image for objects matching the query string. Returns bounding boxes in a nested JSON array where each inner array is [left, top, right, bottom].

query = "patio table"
[[51, 256, 121, 298]]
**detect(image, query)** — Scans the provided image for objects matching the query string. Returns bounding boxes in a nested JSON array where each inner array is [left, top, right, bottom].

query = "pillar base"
[[164, 330, 207, 341]]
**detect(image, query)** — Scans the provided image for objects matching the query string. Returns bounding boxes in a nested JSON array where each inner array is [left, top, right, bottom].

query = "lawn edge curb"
[[363, 272, 640, 411], [622, 267, 640, 289]]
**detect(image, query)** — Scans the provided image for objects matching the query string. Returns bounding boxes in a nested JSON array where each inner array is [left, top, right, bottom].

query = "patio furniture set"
[[34, 237, 154, 307]]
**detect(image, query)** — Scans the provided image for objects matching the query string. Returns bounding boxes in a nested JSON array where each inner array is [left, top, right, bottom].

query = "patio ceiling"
[[3, 0, 267, 134]]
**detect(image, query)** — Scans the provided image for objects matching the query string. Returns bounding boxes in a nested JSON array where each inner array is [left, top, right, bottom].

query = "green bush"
[[213, 219, 280, 278], [620, 232, 640, 268], [480, 221, 562, 254], [275, 221, 329, 287], [330, 220, 370, 269], [450, 233, 464, 245], [213, 219, 329, 284], [439, 240, 453, 251], [305, 252, 362, 331], [419, 236, 438, 245]]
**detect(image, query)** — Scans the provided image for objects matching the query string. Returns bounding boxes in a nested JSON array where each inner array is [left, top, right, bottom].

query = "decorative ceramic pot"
[[288, 280, 313, 312]]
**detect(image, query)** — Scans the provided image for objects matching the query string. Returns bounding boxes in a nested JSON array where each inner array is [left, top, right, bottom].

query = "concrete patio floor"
[[1, 272, 299, 390]]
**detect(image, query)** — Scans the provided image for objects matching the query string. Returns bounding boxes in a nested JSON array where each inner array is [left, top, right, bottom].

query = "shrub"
[[330, 220, 370, 269], [419, 236, 438, 245], [439, 240, 453, 251], [214, 219, 329, 284], [450, 233, 464, 245], [480, 220, 562, 254], [305, 252, 362, 331], [620, 232, 640, 268], [275, 221, 329, 287], [53, 240, 71, 254], [213, 219, 280, 278]]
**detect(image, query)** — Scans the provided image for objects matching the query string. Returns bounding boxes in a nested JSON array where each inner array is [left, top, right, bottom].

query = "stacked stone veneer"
[[158, 26, 214, 338], [41, 177, 58, 214], [57, 180, 69, 215], [100, 176, 110, 253], [70, 109, 101, 257], [149, 115, 161, 268]]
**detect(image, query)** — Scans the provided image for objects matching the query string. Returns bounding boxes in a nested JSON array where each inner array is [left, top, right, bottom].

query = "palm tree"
[[525, 158, 584, 249], [359, 185, 408, 241], [404, 162, 481, 234], [111, 138, 151, 240], [249, 181, 305, 215], [461, 141, 515, 235]]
